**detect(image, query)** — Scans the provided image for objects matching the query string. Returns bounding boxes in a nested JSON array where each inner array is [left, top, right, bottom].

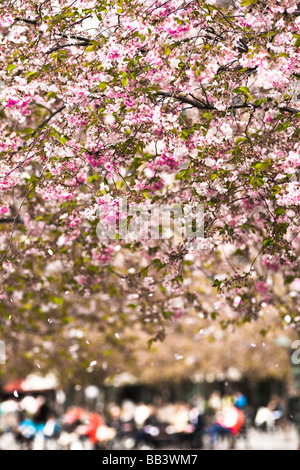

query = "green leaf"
[[25, 71, 39, 83], [85, 44, 97, 53], [50, 50, 68, 59], [175, 169, 192, 180], [241, 0, 257, 5], [211, 311, 219, 320], [293, 34, 300, 47], [97, 81, 109, 91], [121, 75, 128, 87], [253, 98, 268, 106], [203, 112, 213, 120], [86, 118, 99, 129], [271, 185, 281, 198], [235, 137, 248, 144], [46, 91, 57, 102], [262, 237, 275, 247], [50, 296, 64, 305], [49, 129, 60, 138], [256, 177, 264, 186], [22, 127, 34, 135], [232, 86, 252, 99], [6, 64, 16, 72], [252, 159, 271, 173], [87, 174, 100, 183], [274, 207, 285, 216], [162, 310, 173, 319], [180, 129, 190, 140], [212, 279, 224, 291], [275, 122, 290, 132], [239, 86, 251, 95], [277, 222, 289, 234]]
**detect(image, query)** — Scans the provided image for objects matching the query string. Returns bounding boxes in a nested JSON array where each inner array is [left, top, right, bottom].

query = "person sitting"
[[204, 401, 245, 449]]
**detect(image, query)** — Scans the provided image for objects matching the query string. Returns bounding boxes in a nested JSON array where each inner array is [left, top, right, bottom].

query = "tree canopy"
[[0, 0, 300, 381]]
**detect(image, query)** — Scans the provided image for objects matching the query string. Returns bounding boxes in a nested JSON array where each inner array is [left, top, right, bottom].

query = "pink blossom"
[[255, 281, 269, 295], [6, 98, 19, 108], [91, 246, 114, 265], [263, 256, 279, 272], [124, 98, 137, 107], [0, 206, 9, 214]]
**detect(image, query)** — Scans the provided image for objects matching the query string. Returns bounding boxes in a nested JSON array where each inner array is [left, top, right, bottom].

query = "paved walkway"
[[212, 427, 299, 450]]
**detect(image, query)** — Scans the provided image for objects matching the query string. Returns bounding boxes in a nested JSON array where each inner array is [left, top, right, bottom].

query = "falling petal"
[[174, 354, 183, 360]]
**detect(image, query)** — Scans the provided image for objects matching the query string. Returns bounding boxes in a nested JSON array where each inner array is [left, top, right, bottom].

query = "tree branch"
[[157, 92, 215, 110], [34, 105, 66, 134], [0, 217, 23, 224], [157, 91, 300, 114], [14, 17, 38, 26]]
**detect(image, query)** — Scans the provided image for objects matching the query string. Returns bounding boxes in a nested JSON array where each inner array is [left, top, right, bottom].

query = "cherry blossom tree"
[[0, 0, 300, 378]]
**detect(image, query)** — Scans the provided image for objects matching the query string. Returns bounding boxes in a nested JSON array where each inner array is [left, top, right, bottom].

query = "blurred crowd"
[[0, 389, 295, 450]]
